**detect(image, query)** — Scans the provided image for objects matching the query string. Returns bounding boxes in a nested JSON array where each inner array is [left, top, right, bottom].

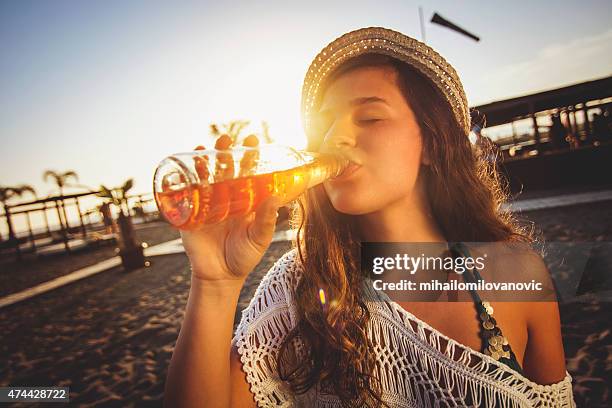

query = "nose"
[[319, 119, 356, 155]]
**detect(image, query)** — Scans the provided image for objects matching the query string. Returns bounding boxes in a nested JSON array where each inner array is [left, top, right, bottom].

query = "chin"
[[324, 185, 385, 215], [330, 200, 372, 215]]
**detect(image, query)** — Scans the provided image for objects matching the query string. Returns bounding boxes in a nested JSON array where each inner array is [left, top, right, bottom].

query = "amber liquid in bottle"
[[154, 150, 346, 230]]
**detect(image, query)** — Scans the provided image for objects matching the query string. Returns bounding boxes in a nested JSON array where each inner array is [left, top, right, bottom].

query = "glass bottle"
[[153, 145, 349, 230]]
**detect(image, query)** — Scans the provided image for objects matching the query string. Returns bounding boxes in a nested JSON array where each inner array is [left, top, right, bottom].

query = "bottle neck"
[[297, 151, 350, 188]]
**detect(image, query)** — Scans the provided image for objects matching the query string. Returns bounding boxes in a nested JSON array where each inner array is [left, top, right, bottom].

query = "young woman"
[[164, 27, 576, 407]]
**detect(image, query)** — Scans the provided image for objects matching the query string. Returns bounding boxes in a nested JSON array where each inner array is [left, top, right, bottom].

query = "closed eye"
[[356, 118, 383, 126]]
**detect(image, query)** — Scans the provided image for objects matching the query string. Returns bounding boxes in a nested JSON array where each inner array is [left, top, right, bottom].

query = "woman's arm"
[[163, 277, 256, 408], [495, 244, 568, 384], [522, 300, 568, 384], [163, 199, 281, 406], [163, 136, 281, 407]]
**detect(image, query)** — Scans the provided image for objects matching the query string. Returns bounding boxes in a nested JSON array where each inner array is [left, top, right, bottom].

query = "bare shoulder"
[[522, 300, 568, 385], [493, 244, 568, 384], [470, 241, 545, 270], [469, 242, 568, 383], [471, 242, 557, 300]]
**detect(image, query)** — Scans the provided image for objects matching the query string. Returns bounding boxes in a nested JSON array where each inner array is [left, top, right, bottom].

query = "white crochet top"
[[233, 249, 576, 407]]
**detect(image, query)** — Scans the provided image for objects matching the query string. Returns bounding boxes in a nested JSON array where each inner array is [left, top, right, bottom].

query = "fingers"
[[193, 144, 210, 183], [246, 195, 283, 250], [193, 133, 265, 223], [194, 133, 261, 151], [242, 134, 259, 147], [215, 134, 233, 150], [239, 134, 260, 178]]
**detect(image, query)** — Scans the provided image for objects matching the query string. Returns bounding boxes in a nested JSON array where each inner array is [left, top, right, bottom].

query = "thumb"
[[247, 196, 283, 250]]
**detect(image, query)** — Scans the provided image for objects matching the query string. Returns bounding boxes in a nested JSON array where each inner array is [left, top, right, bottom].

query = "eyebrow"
[[318, 96, 390, 113]]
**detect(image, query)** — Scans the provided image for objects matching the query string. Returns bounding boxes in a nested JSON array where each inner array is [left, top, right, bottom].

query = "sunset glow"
[[1, 0, 611, 236]]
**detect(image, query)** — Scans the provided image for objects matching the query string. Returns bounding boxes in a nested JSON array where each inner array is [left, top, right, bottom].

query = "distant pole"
[[55, 199, 65, 231], [26, 211, 36, 251], [582, 102, 591, 138], [139, 195, 147, 223], [75, 197, 87, 239], [529, 102, 541, 148], [43, 201, 51, 236], [54, 199, 70, 253], [53, 200, 61, 233], [5, 205, 22, 260], [60, 198, 69, 231], [419, 6, 426, 43]]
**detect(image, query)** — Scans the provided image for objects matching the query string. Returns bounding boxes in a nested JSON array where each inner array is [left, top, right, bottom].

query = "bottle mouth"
[[153, 157, 196, 227]]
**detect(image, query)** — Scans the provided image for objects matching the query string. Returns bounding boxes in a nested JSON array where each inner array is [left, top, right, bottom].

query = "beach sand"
[[0, 221, 180, 298], [0, 202, 610, 407], [515, 200, 611, 407]]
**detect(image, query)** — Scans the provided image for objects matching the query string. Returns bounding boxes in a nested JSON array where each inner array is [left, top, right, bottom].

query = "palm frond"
[[17, 184, 36, 196], [0, 187, 11, 202], [121, 178, 134, 194], [43, 170, 60, 184], [210, 124, 220, 137], [63, 171, 79, 182], [0, 184, 36, 204], [261, 121, 273, 144], [223, 120, 250, 143], [96, 185, 113, 199]]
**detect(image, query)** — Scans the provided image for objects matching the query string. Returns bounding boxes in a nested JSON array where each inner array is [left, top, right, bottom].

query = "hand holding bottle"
[[180, 134, 283, 282], [154, 133, 350, 280], [163, 134, 351, 407]]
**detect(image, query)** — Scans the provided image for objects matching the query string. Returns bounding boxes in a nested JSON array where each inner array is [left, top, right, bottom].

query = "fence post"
[[5, 205, 22, 261], [75, 197, 87, 239], [26, 211, 36, 252], [139, 195, 147, 223], [54, 200, 70, 253], [529, 102, 541, 149], [43, 201, 52, 236]]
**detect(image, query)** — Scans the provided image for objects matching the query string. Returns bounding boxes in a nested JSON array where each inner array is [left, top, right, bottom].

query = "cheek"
[[324, 126, 424, 214], [367, 144, 421, 205], [365, 124, 423, 184]]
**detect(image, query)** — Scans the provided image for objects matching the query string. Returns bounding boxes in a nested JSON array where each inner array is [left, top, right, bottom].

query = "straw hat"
[[301, 27, 471, 141]]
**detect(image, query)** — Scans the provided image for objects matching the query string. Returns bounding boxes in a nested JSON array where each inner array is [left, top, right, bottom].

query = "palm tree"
[[43, 169, 79, 195], [0, 184, 36, 242], [96, 178, 144, 269], [209, 120, 275, 145], [43, 169, 79, 231], [209, 120, 251, 144], [96, 178, 134, 218], [261, 121, 274, 144]]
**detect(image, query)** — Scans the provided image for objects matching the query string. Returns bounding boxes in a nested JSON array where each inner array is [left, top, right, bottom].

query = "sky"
[[1, 0, 611, 233]]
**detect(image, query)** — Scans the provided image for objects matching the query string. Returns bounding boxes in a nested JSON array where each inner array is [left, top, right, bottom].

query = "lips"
[[334, 162, 362, 180], [335, 147, 363, 166]]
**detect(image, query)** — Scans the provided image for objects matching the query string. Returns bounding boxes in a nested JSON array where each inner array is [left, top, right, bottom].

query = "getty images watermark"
[[360, 241, 612, 303]]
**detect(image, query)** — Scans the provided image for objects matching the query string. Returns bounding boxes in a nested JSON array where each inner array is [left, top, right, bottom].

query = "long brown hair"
[[276, 53, 535, 407]]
